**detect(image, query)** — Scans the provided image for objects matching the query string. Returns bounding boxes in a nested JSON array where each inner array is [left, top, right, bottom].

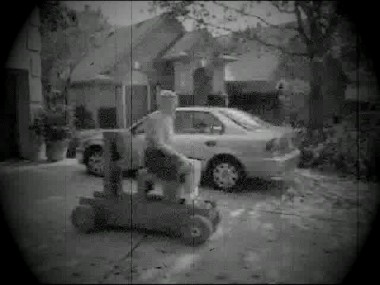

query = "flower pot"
[[29, 134, 47, 162], [46, 140, 69, 162]]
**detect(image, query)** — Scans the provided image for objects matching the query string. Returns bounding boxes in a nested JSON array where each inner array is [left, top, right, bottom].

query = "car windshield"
[[218, 109, 273, 130]]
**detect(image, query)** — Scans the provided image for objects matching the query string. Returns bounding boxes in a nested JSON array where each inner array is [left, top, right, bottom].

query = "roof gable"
[[71, 14, 182, 83], [162, 29, 219, 60]]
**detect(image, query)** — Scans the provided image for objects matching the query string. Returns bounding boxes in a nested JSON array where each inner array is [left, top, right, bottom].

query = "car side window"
[[175, 111, 223, 134], [175, 111, 195, 133]]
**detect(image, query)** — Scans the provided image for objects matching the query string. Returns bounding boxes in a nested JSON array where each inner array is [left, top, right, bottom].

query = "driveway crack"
[[99, 234, 147, 283]]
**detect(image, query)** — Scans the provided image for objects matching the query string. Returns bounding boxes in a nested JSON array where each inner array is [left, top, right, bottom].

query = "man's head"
[[158, 90, 178, 115]]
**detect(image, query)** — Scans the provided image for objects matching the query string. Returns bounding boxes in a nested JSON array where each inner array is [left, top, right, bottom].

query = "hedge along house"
[[2, 8, 44, 161], [69, 14, 184, 129]]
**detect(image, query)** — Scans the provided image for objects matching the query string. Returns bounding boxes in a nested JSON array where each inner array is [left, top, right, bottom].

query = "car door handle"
[[205, 140, 217, 147]]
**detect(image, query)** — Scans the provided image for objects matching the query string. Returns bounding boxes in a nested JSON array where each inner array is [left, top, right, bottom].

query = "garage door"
[[0, 71, 19, 161]]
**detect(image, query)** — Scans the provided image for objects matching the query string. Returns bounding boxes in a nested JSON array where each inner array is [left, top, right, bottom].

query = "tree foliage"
[[37, 1, 110, 136], [38, 0, 77, 36], [148, 1, 350, 132], [38, 1, 110, 96], [149, 1, 343, 58]]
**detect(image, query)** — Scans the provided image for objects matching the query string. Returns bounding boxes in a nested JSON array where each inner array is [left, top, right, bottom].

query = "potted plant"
[[28, 108, 47, 162], [44, 106, 72, 162]]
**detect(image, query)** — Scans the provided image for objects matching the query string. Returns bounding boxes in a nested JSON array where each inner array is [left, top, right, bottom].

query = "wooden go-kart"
[[71, 132, 220, 246], [71, 169, 220, 246]]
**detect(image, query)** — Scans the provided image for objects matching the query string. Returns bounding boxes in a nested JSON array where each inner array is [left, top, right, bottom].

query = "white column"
[[147, 84, 151, 113], [120, 84, 127, 128]]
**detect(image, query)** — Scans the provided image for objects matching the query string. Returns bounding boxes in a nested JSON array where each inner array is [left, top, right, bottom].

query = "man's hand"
[[178, 158, 193, 177]]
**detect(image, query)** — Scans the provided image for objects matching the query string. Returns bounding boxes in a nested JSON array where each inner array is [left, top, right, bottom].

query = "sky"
[[64, 1, 296, 36]]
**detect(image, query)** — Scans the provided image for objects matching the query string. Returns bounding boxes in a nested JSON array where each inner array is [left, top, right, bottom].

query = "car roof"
[[176, 106, 235, 112]]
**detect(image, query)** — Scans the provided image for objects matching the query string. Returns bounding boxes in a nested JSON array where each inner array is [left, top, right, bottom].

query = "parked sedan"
[[76, 107, 300, 191]]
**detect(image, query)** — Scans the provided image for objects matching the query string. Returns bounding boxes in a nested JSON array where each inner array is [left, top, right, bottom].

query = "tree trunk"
[[308, 57, 324, 137]]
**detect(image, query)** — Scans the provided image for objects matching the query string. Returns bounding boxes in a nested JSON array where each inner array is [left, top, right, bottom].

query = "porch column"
[[116, 84, 127, 129]]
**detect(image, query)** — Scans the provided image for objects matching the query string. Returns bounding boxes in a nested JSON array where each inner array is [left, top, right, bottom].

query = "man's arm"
[[145, 116, 189, 168]]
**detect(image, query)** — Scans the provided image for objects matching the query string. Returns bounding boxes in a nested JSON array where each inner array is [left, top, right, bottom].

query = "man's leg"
[[182, 159, 201, 200], [137, 168, 155, 199], [162, 180, 183, 202]]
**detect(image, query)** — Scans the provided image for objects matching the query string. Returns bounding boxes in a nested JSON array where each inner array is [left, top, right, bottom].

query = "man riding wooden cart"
[[71, 90, 220, 246]]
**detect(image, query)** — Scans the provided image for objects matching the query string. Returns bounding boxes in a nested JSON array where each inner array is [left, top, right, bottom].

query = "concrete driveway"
[[0, 159, 378, 283]]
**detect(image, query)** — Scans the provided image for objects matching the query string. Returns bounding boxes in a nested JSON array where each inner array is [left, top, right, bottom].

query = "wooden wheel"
[[181, 214, 213, 246]]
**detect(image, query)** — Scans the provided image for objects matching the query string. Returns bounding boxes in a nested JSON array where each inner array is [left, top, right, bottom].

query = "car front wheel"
[[208, 157, 245, 191], [86, 147, 104, 177]]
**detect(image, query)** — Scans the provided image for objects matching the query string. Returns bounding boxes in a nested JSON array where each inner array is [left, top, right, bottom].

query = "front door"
[[193, 68, 213, 106]]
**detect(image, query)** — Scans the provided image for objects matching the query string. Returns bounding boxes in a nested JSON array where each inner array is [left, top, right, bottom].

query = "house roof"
[[161, 29, 218, 60], [224, 40, 280, 82], [70, 71, 148, 86], [71, 14, 182, 84]]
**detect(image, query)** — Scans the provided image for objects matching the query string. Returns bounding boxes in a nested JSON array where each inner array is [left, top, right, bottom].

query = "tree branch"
[[294, 2, 311, 46], [212, 0, 297, 32], [251, 33, 308, 57], [323, 13, 339, 39], [296, 1, 313, 21], [181, 13, 308, 57], [321, 13, 339, 52], [272, 1, 296, 14]]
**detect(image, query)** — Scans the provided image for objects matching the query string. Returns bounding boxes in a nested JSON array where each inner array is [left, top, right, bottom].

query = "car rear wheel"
[[208, 157, 245, 191], [86, 147, 104, 177]]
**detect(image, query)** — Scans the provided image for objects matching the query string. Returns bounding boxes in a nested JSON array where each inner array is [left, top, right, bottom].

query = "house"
[[69, 14, 232, 129], [218, 21, 352, 125], [159, 28, 235, 107], [217, 25, 284, 124], [1, 8, 43, 161]]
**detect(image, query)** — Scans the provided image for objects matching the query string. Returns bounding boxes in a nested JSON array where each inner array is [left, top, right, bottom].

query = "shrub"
[[29, 108, 46, 138], [29, 106, 72, 143], [295, 114, 380, 181]]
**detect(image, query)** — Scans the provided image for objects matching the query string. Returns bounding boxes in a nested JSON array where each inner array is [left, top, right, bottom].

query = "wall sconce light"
[[134, 61, 140, 70], [201, 58, 207, 68]]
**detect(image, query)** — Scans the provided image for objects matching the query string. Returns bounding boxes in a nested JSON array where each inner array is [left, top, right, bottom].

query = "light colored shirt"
[[143, 111, 187, 162], [144, 111, 174, 147]]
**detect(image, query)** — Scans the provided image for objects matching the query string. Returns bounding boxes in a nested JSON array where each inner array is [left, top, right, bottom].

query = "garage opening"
[[98, 107, 117, 129], [0, 69, 29, 161]]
